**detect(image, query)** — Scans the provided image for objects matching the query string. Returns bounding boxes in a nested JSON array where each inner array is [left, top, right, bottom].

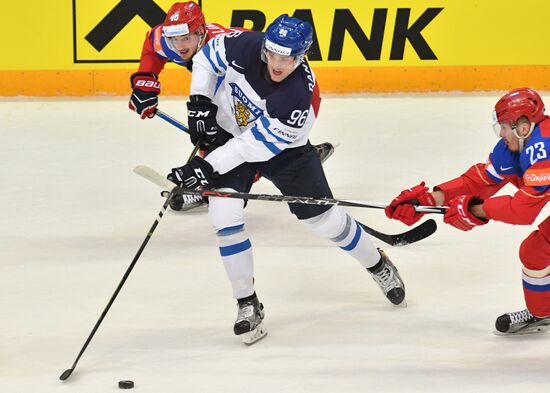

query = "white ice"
[[1, 95, 549, 393]]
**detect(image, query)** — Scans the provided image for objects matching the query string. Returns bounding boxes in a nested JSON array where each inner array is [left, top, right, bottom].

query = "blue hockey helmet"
[[262, 14, 313, 64]]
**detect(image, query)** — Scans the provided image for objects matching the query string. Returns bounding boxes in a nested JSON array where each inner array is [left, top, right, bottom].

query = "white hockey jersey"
[[189, 30, 320, 174]]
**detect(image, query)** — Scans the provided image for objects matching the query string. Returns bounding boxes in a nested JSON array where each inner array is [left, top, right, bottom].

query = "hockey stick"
[[133, 165, 438, 246], [173, 188, 445, 213], [59, 190, 176, 381], [133, 165, 445, 214], [155, 109, 200, 161], [155, 109, 189, 133], [170, 183, 439, 246], [359, 219, 437, 246]]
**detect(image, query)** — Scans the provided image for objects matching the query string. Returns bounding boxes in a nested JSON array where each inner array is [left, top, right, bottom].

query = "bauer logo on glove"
[[134, 79, 161, 89], [128, 72, 161, 119]]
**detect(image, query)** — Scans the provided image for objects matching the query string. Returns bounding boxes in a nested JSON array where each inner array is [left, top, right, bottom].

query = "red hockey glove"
[[385, 182, 436, 226], [129, 72, 160, 119], [443, 195, 487, 231]]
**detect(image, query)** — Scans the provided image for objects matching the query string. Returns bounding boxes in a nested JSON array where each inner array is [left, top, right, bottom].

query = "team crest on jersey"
[[229, 83, 262, 127], [235, 102, 250, 127]]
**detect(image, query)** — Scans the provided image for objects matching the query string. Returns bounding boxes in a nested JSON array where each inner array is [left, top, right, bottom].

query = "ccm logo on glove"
[[168, 156, 216, 190], [188, 110, 212, 117], [178, 168, 209, 188]]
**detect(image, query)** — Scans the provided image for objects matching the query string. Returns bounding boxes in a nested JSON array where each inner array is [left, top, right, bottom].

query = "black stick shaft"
[[172, 187, 447, 214], [59, 193, 174, 381], [158, 189, 437, 246]]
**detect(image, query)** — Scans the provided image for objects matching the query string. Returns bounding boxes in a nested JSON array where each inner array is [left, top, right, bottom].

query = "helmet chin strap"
[[196, 30, 207, 53], [512, 122, 535, 151], [292, 54, 305, 70]]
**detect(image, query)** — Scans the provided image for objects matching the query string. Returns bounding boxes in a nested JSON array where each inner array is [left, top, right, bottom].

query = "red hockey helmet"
[[494, 87, 546, 126], [162, 1, 205, 37]]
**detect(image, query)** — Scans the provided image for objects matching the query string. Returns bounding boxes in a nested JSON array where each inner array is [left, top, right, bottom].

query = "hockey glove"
[[167, 156, 215, 189], [129, 72, 160, 119], [444, 195, 487, 231], [384, 181, 436, 226], [187, 95, 228, 147]]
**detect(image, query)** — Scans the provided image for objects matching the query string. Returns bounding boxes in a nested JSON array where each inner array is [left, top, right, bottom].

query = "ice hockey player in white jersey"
[[128, 1, 335, 212], [166, 14, 406, 344]]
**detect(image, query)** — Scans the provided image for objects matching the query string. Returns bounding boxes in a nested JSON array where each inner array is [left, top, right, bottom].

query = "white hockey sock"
[[331, 215, 380, 268], [216, 224, 255, 299], [302, 206, 380, 268]]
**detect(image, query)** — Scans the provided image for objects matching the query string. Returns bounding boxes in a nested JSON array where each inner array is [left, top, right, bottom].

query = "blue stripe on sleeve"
[[340, 222, 362, 251], [202, 44, 221, 74], [214, 76, 225, 95], [219, 239, 252, 256], [486, 171, 503, 184], [251, 125, 282, 155], [260, 117, 292, 144], [215, 51, 227, 71]]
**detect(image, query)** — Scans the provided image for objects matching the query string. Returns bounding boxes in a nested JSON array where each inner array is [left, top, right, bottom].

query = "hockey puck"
[[118, 380, 134, 389]]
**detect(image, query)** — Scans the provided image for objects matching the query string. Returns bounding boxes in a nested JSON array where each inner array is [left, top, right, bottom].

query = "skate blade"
[[395, 300, 407, 308], [318, 143, 336, 164], [242, 323, 268, 345], [493, 324, 550, 336]]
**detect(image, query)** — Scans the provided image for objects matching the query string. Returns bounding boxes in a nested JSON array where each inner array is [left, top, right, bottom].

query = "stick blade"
[[391, 219, 437, 246], [360, 219, 437, 247], [59, 368, 73, 381], [133, 165, 175, 191]]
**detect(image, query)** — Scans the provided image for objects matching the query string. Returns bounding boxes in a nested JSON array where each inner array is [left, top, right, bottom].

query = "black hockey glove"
[[167, 156, 215, 189], [187, 95, 228, 146], [129, 72, 160, 119]]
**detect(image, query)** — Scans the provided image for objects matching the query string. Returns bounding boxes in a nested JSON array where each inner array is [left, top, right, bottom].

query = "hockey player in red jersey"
[[128, 2, 237, 119], [128, 2, 335, 211], [385, 87, 550, 335]]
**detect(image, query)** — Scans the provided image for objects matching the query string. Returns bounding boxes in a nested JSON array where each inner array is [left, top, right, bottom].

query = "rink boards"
[[1, 1, 550, 95]]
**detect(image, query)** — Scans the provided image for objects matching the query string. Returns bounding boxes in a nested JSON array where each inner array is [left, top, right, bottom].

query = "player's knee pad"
[[301, 205, 348, 239], [519, 230, 550, 272], [208, 188, 245, 232]]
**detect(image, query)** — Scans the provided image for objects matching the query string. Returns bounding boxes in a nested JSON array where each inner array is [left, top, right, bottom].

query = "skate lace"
[[237, 303, 255, 321], [509, 309, 533, 325], [182, 194, 203, 204], [372, 266, 395, 291]]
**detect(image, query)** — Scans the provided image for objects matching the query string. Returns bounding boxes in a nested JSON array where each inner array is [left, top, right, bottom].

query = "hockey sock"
[[331, 215, 380, 268], [302, 206, 380, 268], [216, 224, 255, 299]]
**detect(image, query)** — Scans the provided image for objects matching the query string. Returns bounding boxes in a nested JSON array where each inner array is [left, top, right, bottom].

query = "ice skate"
[[314, 142, 335, 164], [368, 249, 406, 306], [233, 294, 267, 345], [169, 193, 206, 212], [494, 309, 550, 335]]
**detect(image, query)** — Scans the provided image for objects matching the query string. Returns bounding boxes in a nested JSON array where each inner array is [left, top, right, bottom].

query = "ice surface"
[[1, 95, 549, 392]]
